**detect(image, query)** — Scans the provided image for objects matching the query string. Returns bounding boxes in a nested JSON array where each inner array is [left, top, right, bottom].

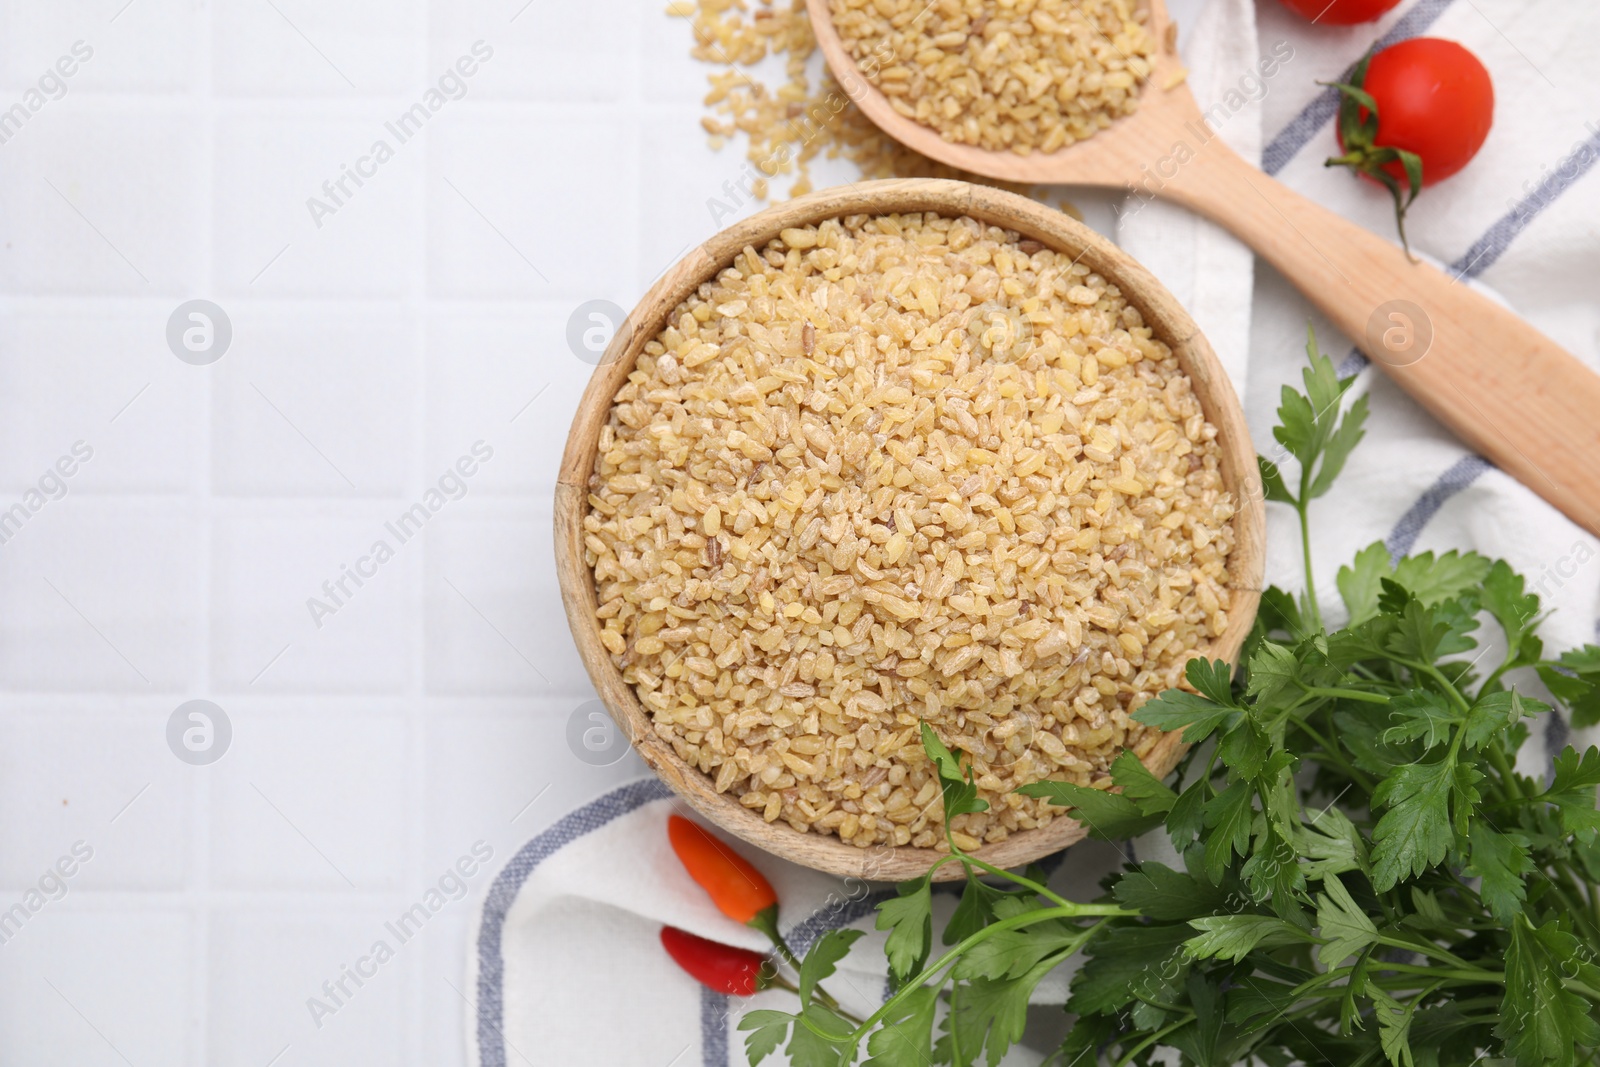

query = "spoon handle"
[[1160, 138, 1600, 537]]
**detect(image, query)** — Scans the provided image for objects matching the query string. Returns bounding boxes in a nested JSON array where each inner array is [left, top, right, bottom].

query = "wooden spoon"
[[807, 0, 1600, 536]]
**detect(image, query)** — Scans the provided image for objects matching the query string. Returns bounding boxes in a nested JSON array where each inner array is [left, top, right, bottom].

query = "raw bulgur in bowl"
[[555, 179, 1263, 881]]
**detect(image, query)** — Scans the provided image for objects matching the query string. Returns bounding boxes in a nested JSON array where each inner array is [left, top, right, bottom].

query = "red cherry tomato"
[[1326, 37, 1494, 255], [1276, 0, 1401, 25], [1338, 38, 1494, 186]]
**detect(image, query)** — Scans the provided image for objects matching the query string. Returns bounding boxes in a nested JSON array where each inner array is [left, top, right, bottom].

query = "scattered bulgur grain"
[[667, 0, 1080, 214], [584, 213, 1238, 849]]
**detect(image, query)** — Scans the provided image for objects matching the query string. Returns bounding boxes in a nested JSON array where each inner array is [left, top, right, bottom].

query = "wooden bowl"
[[555, 178, 1264, 882]]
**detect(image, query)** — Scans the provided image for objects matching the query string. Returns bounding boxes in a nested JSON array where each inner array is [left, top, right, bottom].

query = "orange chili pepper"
[[667, 815, 781, 941]]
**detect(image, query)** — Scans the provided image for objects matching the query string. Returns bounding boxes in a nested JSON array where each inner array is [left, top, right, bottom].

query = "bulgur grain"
[[584, 213, 1237, 849], [828, 0, 1157, 155]]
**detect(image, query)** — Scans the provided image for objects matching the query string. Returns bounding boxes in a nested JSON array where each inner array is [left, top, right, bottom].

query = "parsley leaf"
[[1389, 549, 1492, 607], [951, 922, 1087, 982], [1464, 823, 1532, 924], [1370, 987, 1416, 1067], [1371, 759, 1456, 890], [1132, 689, 1240, 743], [919, 721, 988, 820], [1338, 541, 1393, 626], [1184, 915, 1307, 962], [1112, 862, 1229, 921], [1463, 690, 1540, 751], [876, 876, 931, 989], [739, 1010, 794, 1066], [861, 985, 937, 1067], [1548, 645, 1600, 727], [1479, 559, 1543, 665], [1016, 779, 1163, 840], [1109, 749, 1178, 815], [1246, 640, 1302, 706], [1308, 390, 1369, 499], [1316, 874, 1380, 967], [1543, 746, 1600, 844], [948, 957, 1057, 1067], [1297, 805, 1369, 880], [785, 1003, 854, 1067], [1499, 916, 1600, 1064], [943, 873, 1002, 947], [1259, 455, 1295, 504], [1202, 780, 1256, 883], [1068, 923, 1194, 1015], [1187, 657, 1239, 706], [798, 929, 863, 1009], [1381, 690, 1457, 748]]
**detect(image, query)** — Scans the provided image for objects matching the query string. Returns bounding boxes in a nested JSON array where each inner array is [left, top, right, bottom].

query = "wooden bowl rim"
[[555, 178, 1264, 882]]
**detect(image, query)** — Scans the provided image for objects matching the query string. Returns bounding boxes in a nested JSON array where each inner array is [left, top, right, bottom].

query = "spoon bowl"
[[810, 0, 1202, 188], [806, 0, 1600, 537]]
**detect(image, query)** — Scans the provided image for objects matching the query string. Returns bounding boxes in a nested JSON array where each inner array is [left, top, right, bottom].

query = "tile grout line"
[[630, 0, 646, 301], [406, 1, 430, 1060], [194, 2, 217, 1061]]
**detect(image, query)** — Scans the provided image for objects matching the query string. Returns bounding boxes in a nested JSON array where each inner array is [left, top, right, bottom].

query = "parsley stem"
[[1375, 934, 1475, 970], [954, 853, 1076, 911], [760, 926, 856, 1019], [1483, 742, 1524, 801], [1480, 660, 1514, 696], [946, 984, 965, 1064], [1303, 686, 1391, 704], [770, 975, 866, 1028], [1290, 717, 1374, 795], [1112, 1013, 1196, 1067], [1294, 497, 1323, 633], [843, 909, 1115, 1048], [1391, 657, 1472, 713], [1373, 961, 1501, 985], [1570, 980, 1600, 1004]]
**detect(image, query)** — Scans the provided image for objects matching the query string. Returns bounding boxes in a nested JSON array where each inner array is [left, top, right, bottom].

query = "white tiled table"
[[0, 0, 1205, 1063]]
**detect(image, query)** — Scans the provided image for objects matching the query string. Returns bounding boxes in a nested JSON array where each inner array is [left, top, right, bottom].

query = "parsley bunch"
[[739, 329, 1600, 1067]]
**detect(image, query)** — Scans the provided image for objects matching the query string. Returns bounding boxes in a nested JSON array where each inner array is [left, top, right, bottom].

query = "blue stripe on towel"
[[1261, 0, 1458, 177], [476, 778, 674, 1067], [701, 986, 729, 1067], [1451, 121, 1600, 282], [1384, 455, 1493, 559], [787, 890, 898, 955]]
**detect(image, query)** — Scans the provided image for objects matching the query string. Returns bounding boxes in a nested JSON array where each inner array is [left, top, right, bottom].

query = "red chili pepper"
[[659, 926, 772, 996], [667, 815, 782, 940]]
